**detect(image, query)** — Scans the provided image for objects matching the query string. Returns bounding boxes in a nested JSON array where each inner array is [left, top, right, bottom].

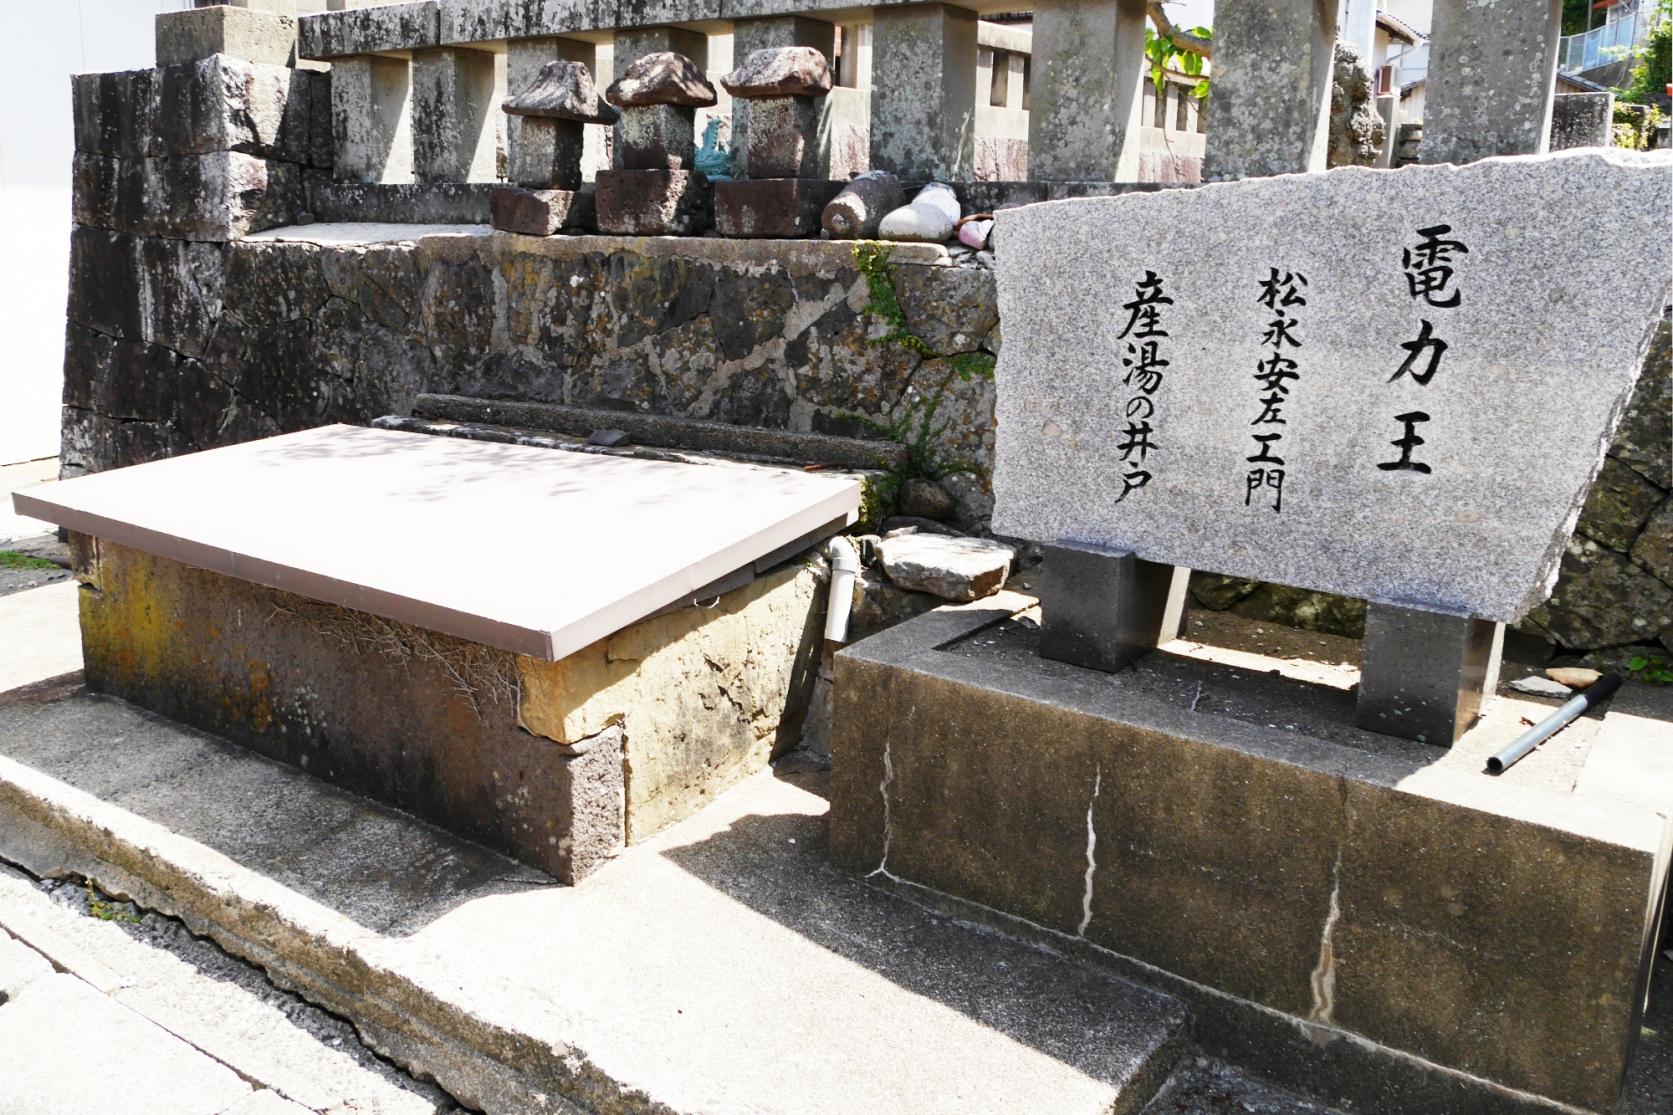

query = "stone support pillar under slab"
[[869, 3, 978, 182], [330, 54, 415, 184], [1202, 0, 1339, 181], [1027, 0, 1148, 182], [1038, 543, 1189, 674], [411, 46, 500, 183], [1356, 602, 1504, 747]]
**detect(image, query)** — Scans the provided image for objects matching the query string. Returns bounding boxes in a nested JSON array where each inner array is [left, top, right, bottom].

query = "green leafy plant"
[[851, 242, 996, 482], [1627, 654, 1673, 685], [1145, 25, 1212, 100], [1612, 102, 1665, 149], [0, 551, 58, 572], [1563, 0, 1595, 37], [86, 882, 141, 924]]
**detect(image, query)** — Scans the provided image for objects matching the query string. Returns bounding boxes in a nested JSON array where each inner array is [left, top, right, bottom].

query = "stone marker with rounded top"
[[715, 45, 839, 238], [720, 46, 831, 179], [494, 60, 614, 233], [595, 52, 718, 235]]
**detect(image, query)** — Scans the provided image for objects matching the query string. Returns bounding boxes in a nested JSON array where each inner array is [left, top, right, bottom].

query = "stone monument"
[[492, 60, 617, 236], [595, 52, 717, 235], [991, 149, 1673, 745], [714, 46, 842, 238]]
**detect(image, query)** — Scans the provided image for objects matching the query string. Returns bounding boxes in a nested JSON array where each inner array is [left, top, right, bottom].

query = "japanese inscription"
[[988, 149, 1673, 623], [1246, 269, 1308, 513], [1384, 224, 1468, 472], [1114, 270, 1173, 502]]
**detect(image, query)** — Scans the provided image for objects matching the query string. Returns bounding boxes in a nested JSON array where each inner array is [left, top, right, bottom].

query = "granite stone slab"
[[298, 2, 440, 60], [12, 425, 859, 661], [991, 150, 1673, 622]]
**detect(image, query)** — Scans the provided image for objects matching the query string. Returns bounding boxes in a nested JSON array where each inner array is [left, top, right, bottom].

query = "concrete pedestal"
[[830, 595, 1673, 1115]]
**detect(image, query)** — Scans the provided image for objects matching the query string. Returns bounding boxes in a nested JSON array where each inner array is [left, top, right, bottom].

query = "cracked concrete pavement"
[[0, 861, 462, 1115]]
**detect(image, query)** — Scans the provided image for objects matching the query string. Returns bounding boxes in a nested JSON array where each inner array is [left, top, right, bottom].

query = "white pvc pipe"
[[824, 535, 860, 644]]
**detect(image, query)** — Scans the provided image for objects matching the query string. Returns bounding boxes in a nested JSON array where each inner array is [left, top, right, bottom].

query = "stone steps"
[[0, 689, 1192, 1115]]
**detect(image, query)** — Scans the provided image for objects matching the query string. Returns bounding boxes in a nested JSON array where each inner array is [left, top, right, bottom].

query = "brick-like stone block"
[[738, 94, 818, 179], [73, 151, 303, 242], [297, 1, 440, 59], [490, 184, 594, 235], [156, 6, 298, 67], [714, 177, 841, 238], [1549, 91, 1615, 150], [158, 55, 318, 162], [595, 167, 711, 234], [75, 541, 627, 883], [72, 69, 159, 158], [830, 597, 1673, 1114], [76, 57, 318, 165], [439, 0, 510, 44]]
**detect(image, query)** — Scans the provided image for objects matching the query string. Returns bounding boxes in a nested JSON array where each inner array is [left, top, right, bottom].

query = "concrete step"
[[0, 690, 1190, 1115], [0, 862, 453, 1114]]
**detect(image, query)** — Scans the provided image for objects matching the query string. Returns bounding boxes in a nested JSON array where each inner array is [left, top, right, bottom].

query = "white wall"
[[0, 1, 190, 465]]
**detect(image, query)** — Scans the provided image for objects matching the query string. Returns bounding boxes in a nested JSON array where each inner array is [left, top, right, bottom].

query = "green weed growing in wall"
[[851, 241, 995, 483]]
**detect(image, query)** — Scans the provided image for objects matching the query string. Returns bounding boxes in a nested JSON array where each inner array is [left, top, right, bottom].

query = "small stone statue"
[[695, 118, 733, 182]]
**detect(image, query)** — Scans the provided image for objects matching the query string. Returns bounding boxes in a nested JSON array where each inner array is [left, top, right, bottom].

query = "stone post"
[[331, 54, 416, 184], [731, 17, 836, 179], [1549, 91, 1616, 150], [509, 39, 608, 183], [1004, 52, 1025, 111], [869, 3, 978, 181], [1027, 0, 1148, 181], [611, 27, 710, 167], [1424, 0, 1563, 165], [715, 46, 841, 237], [1202, 0, 1339, 181], [595, 52, 718, 234], [411, 47, 499, 182], [492, 60, 617, 235], [1375, 93, 1399, 167]]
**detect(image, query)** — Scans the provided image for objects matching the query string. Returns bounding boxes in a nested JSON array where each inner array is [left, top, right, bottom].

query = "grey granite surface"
[[991, 150, 1673, 622]]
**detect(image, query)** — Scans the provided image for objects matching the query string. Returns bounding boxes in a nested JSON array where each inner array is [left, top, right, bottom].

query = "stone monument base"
[[830, 594, 1673, 1115], [595, 168, 712, 235], [489, 184, 595, 235]]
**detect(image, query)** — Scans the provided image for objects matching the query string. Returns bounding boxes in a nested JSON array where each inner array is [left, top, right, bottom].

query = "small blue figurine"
[[695, 117, 733, 182]]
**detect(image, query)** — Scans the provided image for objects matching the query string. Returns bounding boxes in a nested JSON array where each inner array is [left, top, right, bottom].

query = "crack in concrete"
[[866, 735, 898, 882], [0, 851, 468, 1113], [1078, 765, 1101, 937], [1308, 848, 1344, 1026]]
